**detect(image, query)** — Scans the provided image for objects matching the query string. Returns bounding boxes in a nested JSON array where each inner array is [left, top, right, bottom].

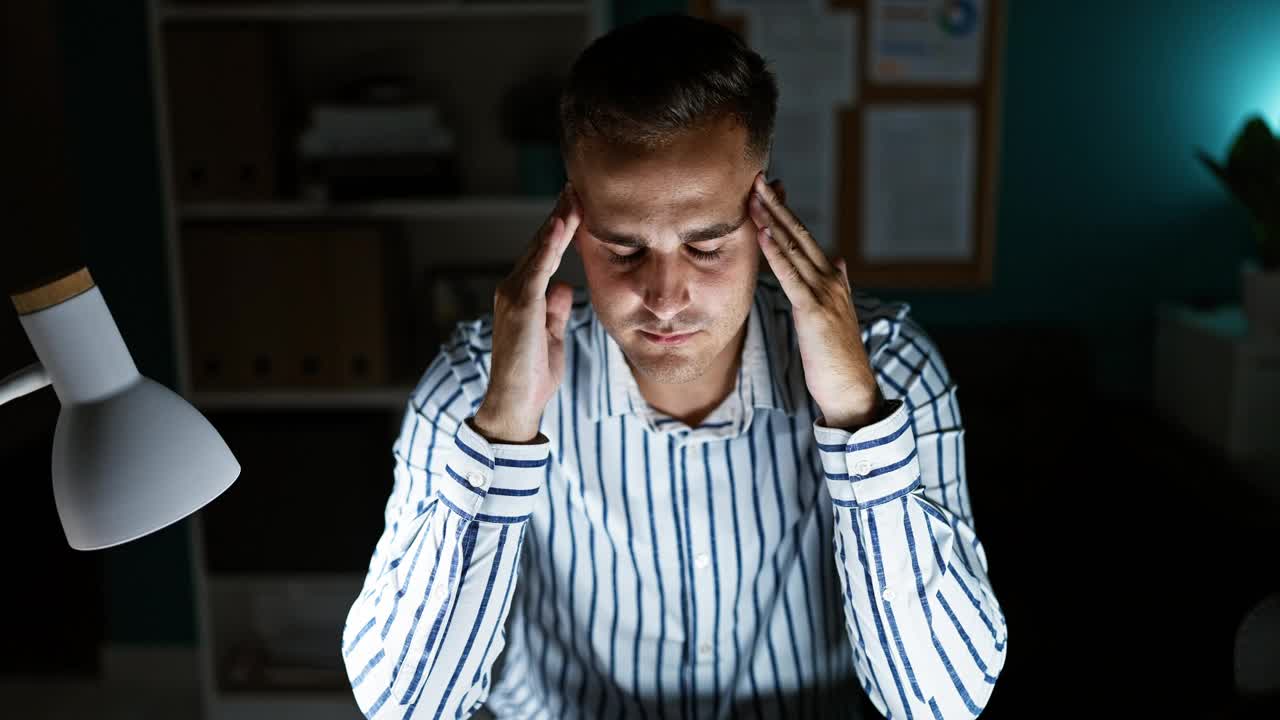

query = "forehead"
[[567, 116, 760, 230]]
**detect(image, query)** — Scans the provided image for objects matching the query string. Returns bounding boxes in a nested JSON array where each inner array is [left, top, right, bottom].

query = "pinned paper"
[[861, 105, 977, 262], [870, 0, 985, 86], [725, 1, 858, 251]]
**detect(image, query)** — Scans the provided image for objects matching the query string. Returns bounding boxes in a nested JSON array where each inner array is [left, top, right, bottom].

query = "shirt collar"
[[580, 282, 804, 427]]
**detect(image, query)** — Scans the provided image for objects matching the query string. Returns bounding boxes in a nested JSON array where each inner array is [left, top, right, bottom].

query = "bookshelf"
[[145, 1, 606, 716]]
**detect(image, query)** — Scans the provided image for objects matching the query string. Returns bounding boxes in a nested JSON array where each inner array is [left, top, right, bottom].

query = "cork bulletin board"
[[692, 0, 1006, 289]]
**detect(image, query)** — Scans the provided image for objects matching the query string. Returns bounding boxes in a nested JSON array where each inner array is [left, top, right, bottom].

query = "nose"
[[640, 252, 692, 323]]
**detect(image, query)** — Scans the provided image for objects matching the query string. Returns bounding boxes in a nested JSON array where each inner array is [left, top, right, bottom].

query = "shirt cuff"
[[435, 417, 550, 523], [814, 398, 921, 509]]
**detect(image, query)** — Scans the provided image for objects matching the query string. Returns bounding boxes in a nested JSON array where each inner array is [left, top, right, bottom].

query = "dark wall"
[[57, 0, 196, 647], [0, 0, 196, 660]]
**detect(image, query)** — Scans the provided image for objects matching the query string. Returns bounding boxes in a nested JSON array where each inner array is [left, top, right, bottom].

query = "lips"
[[639, 330, 697, 346]]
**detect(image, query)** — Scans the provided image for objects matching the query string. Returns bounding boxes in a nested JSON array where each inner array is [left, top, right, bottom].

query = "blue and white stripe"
[[342, 279, 1007, 719]]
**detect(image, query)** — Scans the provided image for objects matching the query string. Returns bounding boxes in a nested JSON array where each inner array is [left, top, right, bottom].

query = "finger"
[[512, 189, 562, 281], [545, 281, 574, 341], [554, 183, 582, 254], [525, 218, 569, 297], [835, 257, 850, 289], [769, 177, 786, 205], [523, 184, 581, 296], [749, 191, 821, 286], [753, 173, 832, 273], [756, 223, 814, 308], [524, 185, 570, 263]]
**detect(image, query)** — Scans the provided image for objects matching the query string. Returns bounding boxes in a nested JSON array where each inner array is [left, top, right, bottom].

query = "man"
[[343, 14, 1006, 720]]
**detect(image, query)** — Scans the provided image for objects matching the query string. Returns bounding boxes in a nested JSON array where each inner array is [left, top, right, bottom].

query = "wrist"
[[470, 405, 540, 444], [822, 388, 885, 430]]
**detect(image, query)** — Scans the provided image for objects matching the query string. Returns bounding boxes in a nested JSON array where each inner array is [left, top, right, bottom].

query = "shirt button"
[[467, 471, 487, 489], [882, 587, 897, 603], [854, 459, 873, 476], [693, 553, 710, 570], [697, 642, 713, 657]]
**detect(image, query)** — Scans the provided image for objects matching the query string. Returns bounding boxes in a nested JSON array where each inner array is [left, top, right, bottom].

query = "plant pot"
[[1242, 260, 1280, 338]]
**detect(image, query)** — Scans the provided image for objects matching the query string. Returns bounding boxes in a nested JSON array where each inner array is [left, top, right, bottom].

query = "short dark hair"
[[559, 14, 777, 163]]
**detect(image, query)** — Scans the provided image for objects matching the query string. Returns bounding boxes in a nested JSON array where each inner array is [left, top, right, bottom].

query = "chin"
[[624, 345, 713, 385]]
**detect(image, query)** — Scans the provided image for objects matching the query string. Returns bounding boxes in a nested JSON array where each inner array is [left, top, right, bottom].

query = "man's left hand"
[[748, 172, 884, 430]]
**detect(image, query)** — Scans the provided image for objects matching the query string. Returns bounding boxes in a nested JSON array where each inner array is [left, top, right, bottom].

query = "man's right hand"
[[471, 182, 582, 444]]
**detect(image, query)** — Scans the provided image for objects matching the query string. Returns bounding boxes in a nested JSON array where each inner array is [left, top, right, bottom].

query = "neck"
[[631, 320, 748, 428]]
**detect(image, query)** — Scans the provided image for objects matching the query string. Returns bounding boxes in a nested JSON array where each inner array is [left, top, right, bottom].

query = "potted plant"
[[1198, 115, 1280, 337]]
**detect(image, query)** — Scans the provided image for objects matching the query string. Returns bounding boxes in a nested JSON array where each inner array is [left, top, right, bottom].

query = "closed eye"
[[607, 245, 724, 266]]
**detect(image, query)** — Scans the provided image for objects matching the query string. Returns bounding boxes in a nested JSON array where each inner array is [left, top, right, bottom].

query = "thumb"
[[545, 282, 574, 341]]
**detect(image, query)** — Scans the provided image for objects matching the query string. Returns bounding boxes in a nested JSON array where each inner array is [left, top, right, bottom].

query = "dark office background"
[[2, 0, 1278, 718]]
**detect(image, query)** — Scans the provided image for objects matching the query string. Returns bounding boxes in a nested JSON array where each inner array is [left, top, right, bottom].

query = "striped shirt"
[[342, 279, 1007, 719]]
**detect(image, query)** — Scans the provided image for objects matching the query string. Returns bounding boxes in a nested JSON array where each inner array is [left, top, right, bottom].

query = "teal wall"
[[892, 0, 1280, 395]]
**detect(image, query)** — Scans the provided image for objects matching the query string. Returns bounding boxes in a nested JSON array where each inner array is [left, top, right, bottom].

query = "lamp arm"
[[0, 361, 52, 406]]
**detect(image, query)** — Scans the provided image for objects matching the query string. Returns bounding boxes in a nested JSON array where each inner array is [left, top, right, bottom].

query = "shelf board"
[[161, 2, 588, 22], [212, 690, 361, 720], [216, 688, 355, 702], [191, 387, 414, 411], [180, 197, 554, 222]]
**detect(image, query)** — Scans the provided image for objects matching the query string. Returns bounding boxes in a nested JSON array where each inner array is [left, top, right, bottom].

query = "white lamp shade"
[[15, 269, 240, 550], [53, 375, 240, 550]]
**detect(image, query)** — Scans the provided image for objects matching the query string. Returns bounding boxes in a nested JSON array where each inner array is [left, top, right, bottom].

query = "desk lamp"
[[1, 267, 239, 550]]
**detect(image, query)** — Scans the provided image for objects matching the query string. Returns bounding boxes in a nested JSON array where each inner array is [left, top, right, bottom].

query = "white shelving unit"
[[145, 2, 607, 717]]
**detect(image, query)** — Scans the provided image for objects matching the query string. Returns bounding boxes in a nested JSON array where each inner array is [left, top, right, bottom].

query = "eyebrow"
[[589, 214, 749, 248]]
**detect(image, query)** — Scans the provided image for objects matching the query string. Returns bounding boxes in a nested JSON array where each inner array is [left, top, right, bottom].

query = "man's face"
[[566, 115, 763, 386]]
